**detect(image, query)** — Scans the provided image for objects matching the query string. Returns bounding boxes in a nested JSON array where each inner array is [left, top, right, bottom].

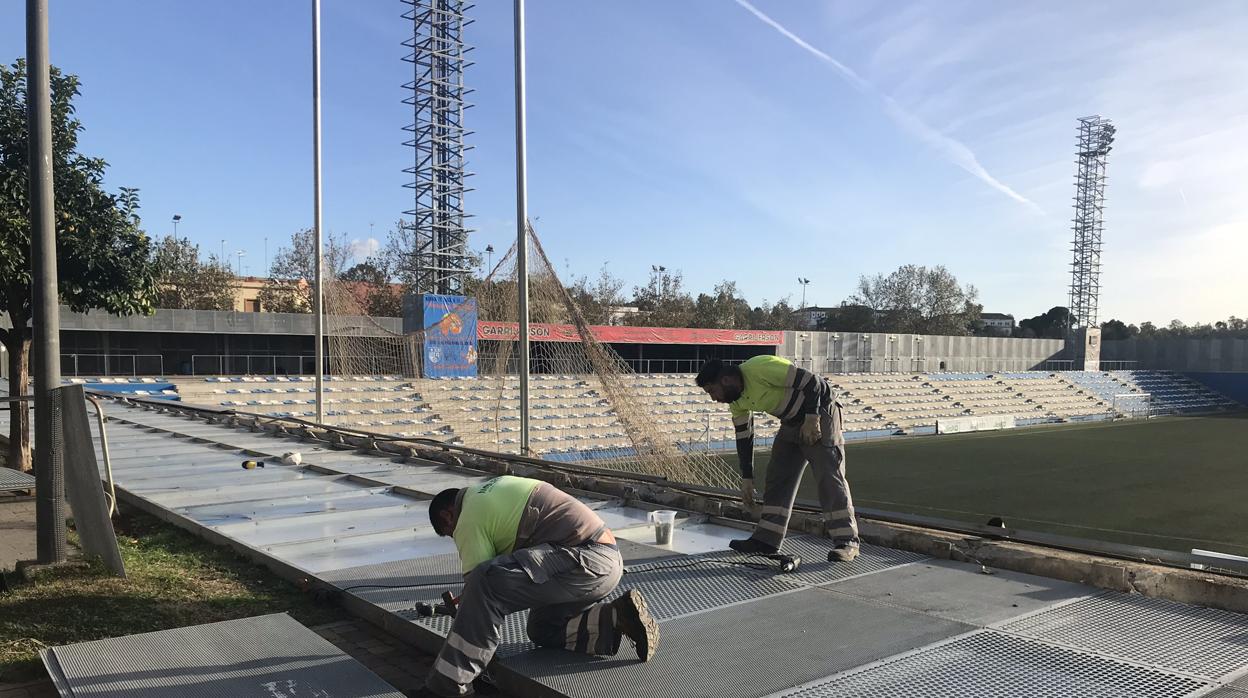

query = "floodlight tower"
[[1068, 115, 1115, 330], [402, 0, 474, 295]]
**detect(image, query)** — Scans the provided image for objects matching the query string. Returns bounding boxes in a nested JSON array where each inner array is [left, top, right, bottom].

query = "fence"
[[191, 354, 320, 376], [60, 354, 164, 377]]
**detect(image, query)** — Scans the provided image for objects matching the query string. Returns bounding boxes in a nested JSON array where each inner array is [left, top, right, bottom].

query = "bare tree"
[[568, 265, 627, 325], [626, 266, 694, 327], [151, 236, 236, 310], [258, 228, 351, 313]]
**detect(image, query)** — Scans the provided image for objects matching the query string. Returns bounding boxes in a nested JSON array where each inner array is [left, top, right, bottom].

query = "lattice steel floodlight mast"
[[402, 0, 474, 295], [1068, 115, 1115, 330]]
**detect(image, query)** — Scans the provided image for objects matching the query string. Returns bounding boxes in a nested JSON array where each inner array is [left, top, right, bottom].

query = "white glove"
[[800, 414, 822, 446], [740, 478, 757, 509]]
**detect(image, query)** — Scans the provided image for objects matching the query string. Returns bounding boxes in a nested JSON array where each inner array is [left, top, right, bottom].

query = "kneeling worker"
[[420, 475, 659, 697], [696, 356, 860, 562]]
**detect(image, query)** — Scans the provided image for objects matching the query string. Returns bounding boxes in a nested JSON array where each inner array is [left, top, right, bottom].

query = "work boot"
[[729, 537, 779, 555], [612, 589, 660, 661], [827, 544, 859, 563]]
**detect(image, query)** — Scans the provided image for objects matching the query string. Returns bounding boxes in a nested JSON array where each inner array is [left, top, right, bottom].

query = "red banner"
[[477, 321, 782, 345]]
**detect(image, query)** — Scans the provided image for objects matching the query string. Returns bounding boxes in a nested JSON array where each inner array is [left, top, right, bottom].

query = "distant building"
[[795, 306, 837, 329], [607, 306, 640, 326], [980, 312, 1015, 335]]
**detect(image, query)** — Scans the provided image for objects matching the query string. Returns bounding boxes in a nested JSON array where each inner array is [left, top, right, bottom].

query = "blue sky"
[[2, 1, 1246, 325]]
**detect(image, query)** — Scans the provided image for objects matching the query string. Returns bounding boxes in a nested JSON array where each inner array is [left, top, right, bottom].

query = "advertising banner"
[[477, 321, 782, 346], [423, 295, 478, 378], [936, 414, 1016, 435]]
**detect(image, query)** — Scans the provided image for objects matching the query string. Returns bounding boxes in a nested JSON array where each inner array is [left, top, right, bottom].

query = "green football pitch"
[[735, 412, 1248, 557]]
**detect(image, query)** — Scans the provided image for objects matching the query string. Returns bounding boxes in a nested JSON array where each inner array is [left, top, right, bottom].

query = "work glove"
[[740, 478, 757, 509], [800, 413, 822, 446]]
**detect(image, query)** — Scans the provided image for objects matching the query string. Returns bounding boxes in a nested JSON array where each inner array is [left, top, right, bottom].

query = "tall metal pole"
[[27, 0, 67, 564], [312, 0, 325, 423], [514, 0, 530, 455]]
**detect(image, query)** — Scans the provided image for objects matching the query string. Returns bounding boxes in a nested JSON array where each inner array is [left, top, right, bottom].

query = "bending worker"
[[420, 475, 659, 697], [696, 356, 860, 562]]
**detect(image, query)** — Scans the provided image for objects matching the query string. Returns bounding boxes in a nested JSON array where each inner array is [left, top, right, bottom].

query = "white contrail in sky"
[[734, 0, 1040, 212]]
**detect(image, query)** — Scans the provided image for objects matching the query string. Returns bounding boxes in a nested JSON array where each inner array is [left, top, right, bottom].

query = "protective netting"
[[325, 225, 737, 489]]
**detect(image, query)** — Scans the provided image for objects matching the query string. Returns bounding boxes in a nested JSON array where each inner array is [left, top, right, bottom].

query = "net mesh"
[[325, 225, 737, 489]]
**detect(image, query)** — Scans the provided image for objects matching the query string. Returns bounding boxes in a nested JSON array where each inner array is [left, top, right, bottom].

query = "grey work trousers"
[[750, 403, 859, 550], [426, 541, 624, 697]]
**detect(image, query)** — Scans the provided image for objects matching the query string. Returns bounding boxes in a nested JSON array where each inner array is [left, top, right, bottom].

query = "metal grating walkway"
[[0, 467, 36, 491], [772, 631, 1211, 698], [20, 400, 1248, 698]]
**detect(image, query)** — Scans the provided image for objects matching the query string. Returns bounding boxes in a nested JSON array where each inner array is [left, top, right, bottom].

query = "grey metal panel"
[[263, 526, 458, 573], [178, 487, 405, 526], [146, 477, 364, 508], [214, 501, 429, 547], [322, 553, 467, 613], [43, 613, 404, 698], [616, 538, 690, 566], [771, 630, 1210, 698], [124, 467, 318, 494], [591, 505, 669, 531], [57, 386, 125, 576], [999, 592, 1248, 681], [0, 467, 36, 490], [503, 588, 972, 698], [830, 559, 1094, 626], [370, 470, 489, 493], [614, 520, 747, 555]]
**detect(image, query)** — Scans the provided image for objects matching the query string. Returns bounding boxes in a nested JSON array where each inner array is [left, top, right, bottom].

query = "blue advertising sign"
[[422, 294, 479, 378]]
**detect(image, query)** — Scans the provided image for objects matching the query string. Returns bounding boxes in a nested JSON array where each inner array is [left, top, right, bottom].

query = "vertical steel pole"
[[514, 0, 530, 454], [27, 0, 66, 564], [312, 0, 325, 423]]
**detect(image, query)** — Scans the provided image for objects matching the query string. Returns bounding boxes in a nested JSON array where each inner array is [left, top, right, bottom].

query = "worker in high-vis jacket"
[[419, 475, 659, 698], [696, 356, 860, 562]]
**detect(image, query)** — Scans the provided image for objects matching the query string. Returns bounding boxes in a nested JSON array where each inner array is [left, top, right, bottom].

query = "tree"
[[1099, 318, 1138, 341], [691, 280, 751, 329], [1018, 306, 1071, 339], [743, 297, 801, 331], [150, 236, 236, 310], [340, 258, 402, 317], [568, 265, 627, 325], [818, 303, 876, 332], [627, 266, 694, 327], [847, 264, 980, 335], [258, 228, 351, 313], [1, 60, 157, 471], [383, 219, 481, 295]]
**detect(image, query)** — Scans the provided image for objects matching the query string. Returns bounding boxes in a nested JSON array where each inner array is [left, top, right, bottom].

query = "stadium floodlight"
[[172, 214, 181, 236], [1069, 115, 1114, 330]]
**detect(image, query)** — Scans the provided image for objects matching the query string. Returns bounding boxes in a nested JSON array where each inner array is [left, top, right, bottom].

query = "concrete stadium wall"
[[1185, 372, 1248, 406], [778, 331, 1065, 373], [1103, 338, 1248, 372], [56, 307, 403, 337]]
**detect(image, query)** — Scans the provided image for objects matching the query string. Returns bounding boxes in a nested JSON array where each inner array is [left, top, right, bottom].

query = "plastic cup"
[[648, 510, 678, 546]]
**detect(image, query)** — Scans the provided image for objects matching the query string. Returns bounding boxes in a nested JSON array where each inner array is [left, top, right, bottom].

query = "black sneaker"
[[729, 537, 779, 555], [612, 589, 660, 661]]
